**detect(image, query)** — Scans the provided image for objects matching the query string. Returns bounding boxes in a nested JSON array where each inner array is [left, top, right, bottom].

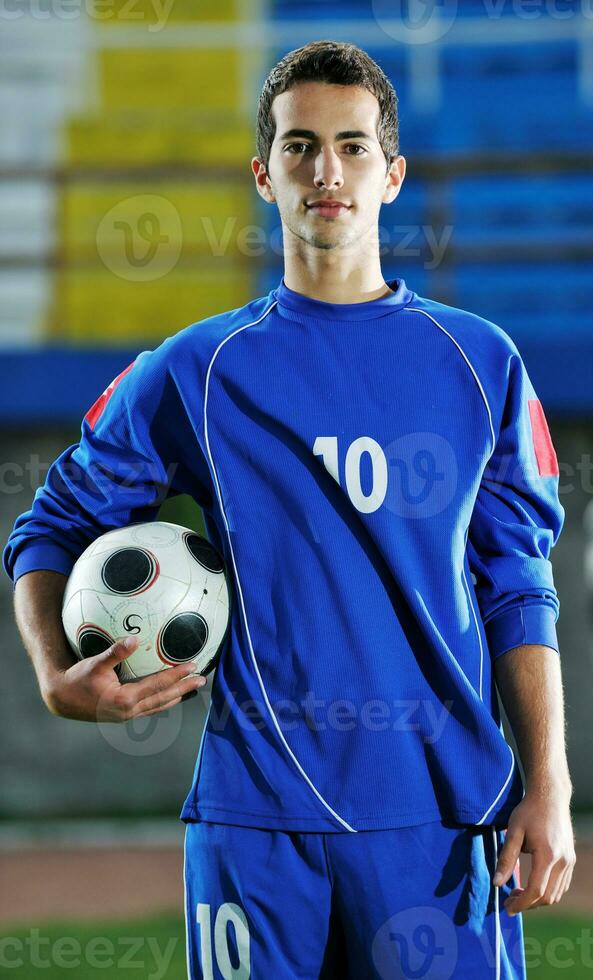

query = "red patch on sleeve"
[[84, 360, 136, 430], [528, 399, 559, 477]]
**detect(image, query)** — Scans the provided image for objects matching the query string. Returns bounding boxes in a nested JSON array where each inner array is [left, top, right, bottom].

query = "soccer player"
[[4, 41, 576, 979]]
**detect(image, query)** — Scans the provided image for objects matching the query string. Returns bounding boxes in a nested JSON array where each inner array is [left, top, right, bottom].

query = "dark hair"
[[255, 40, 399, 172]]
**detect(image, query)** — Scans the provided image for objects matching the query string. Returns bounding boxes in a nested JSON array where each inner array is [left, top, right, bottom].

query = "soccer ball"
[[61, 521, 231, 682]]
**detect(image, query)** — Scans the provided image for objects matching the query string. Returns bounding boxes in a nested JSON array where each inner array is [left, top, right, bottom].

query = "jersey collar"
[[274, 276, 415, 321]]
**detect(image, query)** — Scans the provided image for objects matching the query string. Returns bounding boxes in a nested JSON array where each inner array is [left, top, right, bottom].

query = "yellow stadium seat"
[[58, 181, 255, 263], [47, 266, 254, 345], [91, 0, 239, 25], [64, 113, 254, 166], [49, 3, 262, 346], [100, 50, 242, 111]]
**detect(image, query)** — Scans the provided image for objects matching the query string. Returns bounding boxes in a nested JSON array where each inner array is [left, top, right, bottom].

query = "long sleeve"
[[467, 350, 565, 661], [3, 339, 212, 588]]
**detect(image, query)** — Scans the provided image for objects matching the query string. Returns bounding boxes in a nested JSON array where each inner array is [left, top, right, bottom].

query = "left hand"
[[492, 789, 576, 915]]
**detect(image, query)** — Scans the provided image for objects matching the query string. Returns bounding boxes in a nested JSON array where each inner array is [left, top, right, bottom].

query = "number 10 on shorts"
[[196, 902, 251, 979]]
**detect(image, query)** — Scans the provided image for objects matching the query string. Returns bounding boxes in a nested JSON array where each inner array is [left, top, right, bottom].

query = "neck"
[[283, 241, 393, 305]]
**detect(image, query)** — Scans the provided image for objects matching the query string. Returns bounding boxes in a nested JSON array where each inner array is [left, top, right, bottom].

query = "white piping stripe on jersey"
[[405, 307, 514, 827], [403, 307, 497, 455], [465, 548, 517, 819], [462, 564, 485, 701], [492, 828, 501, 980], [203, 300, 357, 833], [462, 525, 485, 702], [477, 745, 516, 825], [183, 826, 192, 980], [463, 502, 515, 825], [194, 697, 213, 787]]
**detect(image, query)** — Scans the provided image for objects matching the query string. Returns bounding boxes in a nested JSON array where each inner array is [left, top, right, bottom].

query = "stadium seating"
[[260, 7, 592, 366], [48, 267, 253, 345], [55, 10, 256, 343], [0, 3, 591, 412]]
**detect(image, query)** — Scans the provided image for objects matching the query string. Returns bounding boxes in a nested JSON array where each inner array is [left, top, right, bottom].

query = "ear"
[[382, 155, 406, 205], [251, 157, 276, 203]]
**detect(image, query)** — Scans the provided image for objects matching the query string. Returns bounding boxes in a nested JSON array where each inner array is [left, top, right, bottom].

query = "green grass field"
[[522, 914, 593, 978], [2, 912, 592, 978]]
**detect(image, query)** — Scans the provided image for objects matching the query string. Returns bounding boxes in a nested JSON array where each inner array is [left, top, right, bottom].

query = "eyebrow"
[[278, 128, 373, 141]]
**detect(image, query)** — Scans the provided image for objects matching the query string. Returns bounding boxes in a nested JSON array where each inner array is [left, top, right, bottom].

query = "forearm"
[[493, 643, 572, 799], [13, 569, 78, 700]]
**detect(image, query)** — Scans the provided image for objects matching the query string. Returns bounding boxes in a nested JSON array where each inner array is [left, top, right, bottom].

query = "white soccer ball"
[[61, 521, 231, 682]]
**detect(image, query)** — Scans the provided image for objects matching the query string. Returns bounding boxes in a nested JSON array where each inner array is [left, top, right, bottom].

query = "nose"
[[313, 147, 344, 191]]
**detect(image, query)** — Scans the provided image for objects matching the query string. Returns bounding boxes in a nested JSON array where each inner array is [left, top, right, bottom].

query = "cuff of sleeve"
[[12, 541, 77, 588], [485, 603, 560, 660]]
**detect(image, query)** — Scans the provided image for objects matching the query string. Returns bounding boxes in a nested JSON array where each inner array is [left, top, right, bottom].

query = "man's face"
[[252, 81, 405, 253]]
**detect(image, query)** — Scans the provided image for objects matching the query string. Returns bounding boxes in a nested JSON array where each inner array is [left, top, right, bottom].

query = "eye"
[[283, 143, 368, 155]]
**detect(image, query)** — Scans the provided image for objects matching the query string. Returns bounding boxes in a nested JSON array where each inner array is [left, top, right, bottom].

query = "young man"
[[4, 41, 575, 979]]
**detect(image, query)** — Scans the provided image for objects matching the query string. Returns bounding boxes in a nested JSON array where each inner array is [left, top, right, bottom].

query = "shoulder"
[[403, 292, 528, 440], [90, 292, 276, 418], [404, 293, 520, 364], [166, 292, 276, 361], [128, 291, 277, 381], [404, 293, 523, 395]]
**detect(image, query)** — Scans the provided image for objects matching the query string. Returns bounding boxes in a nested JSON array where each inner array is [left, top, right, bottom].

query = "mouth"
[[306, 202, 351, 219]]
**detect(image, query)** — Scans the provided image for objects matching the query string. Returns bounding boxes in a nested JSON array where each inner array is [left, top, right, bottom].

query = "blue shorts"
[[183, 819, 525, 979]]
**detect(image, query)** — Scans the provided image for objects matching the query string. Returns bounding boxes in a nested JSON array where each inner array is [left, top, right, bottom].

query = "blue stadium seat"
[[257, 13, 593, 410], [452, 262, 593, 339], [273, 0, 376, 18], [449, 175, 593, 246]]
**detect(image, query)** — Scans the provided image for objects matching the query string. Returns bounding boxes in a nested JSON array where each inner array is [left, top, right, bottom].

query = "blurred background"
[[1, 1, 592, 976]]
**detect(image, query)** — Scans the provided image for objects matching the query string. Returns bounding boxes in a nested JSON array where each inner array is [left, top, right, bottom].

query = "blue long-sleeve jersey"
[[3, 277, 564, 833]]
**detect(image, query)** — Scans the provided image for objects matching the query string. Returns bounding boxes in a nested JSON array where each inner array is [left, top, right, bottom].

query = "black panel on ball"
[[161, 612, 208, 663], [102, 548, 154, 594], [79, 630, 112, 658], [184, 534, 224, 573]]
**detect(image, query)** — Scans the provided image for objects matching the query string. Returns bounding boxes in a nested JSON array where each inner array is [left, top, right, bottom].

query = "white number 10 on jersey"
[[313, 436, 388, 514]]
